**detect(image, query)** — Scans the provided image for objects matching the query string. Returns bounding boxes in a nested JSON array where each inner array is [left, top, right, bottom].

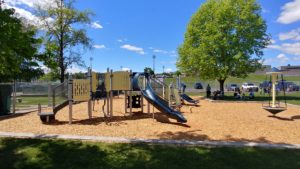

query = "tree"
[[36, 0, 92, 83], [144, 67, 154, 75], [0, 4, 43, 82], [174, 70, 181, 77], [177, 0, 270, 91]]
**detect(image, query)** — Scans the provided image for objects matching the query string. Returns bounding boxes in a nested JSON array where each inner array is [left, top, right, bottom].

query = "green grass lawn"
[[0, 138, 299, 169], [185, 91, 300, 105], [166, 74, 300, 88], [14, 96, 66, 107]]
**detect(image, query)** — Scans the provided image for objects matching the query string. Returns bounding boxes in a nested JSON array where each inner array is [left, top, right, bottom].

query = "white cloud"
[[67, 66, 86, 74], [121, 44, 145, 55], [262, 8, 269, 13], [150, 48, 177, 57], [91, 21, 103, 29], [277, 53, 289, 62], [6, 4, 41, 25], [153, 49, 169, 54], [268, 43, 300, 55], [7, 0, 56, 8], [5, 0, 56, 28], [277, 0, 300, 24], [117, 38, 127, 43], [165, 68, 173, 73], [93, 45, 106, 49], [270, 39, 276, 44], [279, 28, 300, 41], [121, 67, 131, 71]]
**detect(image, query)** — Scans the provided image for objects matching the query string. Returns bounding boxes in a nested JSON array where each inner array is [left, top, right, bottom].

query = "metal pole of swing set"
[[271, 74, 276, 108]]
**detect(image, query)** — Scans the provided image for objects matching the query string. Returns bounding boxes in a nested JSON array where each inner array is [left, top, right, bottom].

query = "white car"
[[241, 83, 258, 92]]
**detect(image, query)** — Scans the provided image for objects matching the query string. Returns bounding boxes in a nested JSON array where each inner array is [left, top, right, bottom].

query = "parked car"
[[259, 81, 271, 89], [194, 82, 203, 89], [227, 84, 239, 91], [241, 82, 258, 92], [277, 81, 300, 91]]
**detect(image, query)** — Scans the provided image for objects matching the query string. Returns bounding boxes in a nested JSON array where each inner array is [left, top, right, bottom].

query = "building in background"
[[280, 65, 300, 76]]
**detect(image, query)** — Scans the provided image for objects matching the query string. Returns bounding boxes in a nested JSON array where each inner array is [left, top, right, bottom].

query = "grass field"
[[186, 91, 300, 105], [0, 138, 299, 169], [13, 96, 66, 107], [166, 74, 300, 88]]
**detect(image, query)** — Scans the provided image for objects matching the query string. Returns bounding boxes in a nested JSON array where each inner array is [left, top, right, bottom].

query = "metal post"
[[12, 80, 16, 114], [68, 75, 73, 124], [88, 68, 92, 119], [106, 68, 110, 117], [110, 69, 113, 117], [152, 55, 156, 73], [38, 104, 41, 115], [125, 91, 127, 114], [48, 83, 52, 107], [141, 92, 144, 113], [169, 85, 172, 107], [272, 74, 276, 107], [129, 70, 132, 116]]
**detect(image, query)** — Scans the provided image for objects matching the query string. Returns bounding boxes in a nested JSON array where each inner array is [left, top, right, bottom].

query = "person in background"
[[206, 84, 211, 98], [249, 88, 255, 99], [181, 83, 186, 93]]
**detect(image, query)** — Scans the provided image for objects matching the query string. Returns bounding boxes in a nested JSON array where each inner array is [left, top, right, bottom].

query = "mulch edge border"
[[0, 131, 299, 149]]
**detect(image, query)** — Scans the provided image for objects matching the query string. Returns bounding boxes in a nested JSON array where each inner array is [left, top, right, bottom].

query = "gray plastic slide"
[[181, 93, 199, 104], [132, 73, 187, 123]]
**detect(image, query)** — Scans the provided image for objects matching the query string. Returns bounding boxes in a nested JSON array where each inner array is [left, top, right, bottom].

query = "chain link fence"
[[0, 82, 61, 115]]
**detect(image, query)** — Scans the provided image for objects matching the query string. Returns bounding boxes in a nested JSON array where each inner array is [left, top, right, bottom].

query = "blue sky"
[[5, 0, 300, 73]]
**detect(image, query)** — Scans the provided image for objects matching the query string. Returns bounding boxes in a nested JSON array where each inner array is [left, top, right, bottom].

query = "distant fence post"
[[48, 83, 52, 107]]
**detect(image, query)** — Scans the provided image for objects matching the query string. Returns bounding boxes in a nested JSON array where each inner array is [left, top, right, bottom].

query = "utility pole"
[[89, 57, 93, 70], [163, 65, 165, 73], [152, 55, 156, 73]]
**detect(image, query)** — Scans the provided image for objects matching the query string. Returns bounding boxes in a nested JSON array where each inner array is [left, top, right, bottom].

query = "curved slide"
[[132, 73, 187, 123], [181, 94, 199, 104]]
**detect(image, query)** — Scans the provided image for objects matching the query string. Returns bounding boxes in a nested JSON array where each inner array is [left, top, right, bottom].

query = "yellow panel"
[[92, 72, 98, 92], [104, 71, 131, 91], [73, 79, 90, 101]]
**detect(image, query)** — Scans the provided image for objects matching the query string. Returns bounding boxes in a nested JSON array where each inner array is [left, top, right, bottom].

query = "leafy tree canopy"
[[144, 67, 154, 75], [177, 0, 270, 91], [0, 7, 43, 82], [36, 0, 93, 82]]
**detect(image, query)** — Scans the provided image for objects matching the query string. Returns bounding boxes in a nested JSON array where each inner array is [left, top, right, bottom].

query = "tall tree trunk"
[[218, 79, 226, 92], [59, 41, 64, 83], [59, 0, 64, 83]]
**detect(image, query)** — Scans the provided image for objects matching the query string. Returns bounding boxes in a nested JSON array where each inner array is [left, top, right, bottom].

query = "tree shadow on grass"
[[1, 137, 300, 169], [157, 130, 208, 140]]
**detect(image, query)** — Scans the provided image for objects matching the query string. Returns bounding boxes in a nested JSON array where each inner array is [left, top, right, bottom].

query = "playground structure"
[[262, 67, 287, 115], [175, 75, 200, 105], [38, 68, 96, 123], [38, 69, 188, 124]]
